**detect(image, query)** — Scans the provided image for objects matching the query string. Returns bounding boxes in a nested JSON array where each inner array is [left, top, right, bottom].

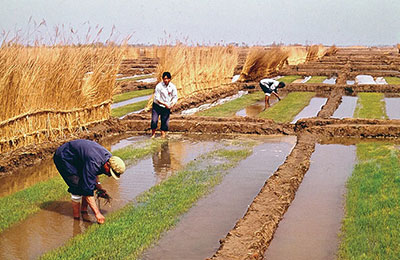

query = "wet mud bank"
[[210, 134, 316, 259]]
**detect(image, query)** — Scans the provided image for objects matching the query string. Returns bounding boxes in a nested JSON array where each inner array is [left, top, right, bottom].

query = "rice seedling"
[[384, 77, 400, 85], [258, 92, 315, 123], [279, 75, 302, 83], [307, 76, 328, 83], [195, 92, 264, 117], [338, 142, 400, 259], [353, 93, 387, 119], [113, 89, 154, 104], [40, 142, 254, 259], [111, 100, 148, 117]]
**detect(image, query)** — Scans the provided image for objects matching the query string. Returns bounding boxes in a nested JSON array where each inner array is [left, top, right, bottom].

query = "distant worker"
[[259, 78, 286, 110], [151, 71, 178, 138], [53, 139, 125, 224]]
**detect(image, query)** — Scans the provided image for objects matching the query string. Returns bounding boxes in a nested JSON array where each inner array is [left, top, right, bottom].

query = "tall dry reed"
[[239, 47, 289, 81], [0, 45, 124, 152], [154, 44, 238, 100]]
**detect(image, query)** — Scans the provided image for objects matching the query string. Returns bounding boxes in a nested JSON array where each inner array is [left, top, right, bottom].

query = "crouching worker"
[[259, 78, 285, 110], [53, 139, 125, 224]]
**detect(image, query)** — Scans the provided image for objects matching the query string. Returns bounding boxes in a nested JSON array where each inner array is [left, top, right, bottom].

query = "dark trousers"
[[151, 102, 171, 131]]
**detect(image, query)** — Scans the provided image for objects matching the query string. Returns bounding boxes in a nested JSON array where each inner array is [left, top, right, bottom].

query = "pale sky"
[[1, 0, 400, 46]]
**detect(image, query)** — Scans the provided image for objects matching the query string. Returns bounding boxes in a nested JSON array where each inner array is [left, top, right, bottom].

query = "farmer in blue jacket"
[[53, 139, 125, 224]]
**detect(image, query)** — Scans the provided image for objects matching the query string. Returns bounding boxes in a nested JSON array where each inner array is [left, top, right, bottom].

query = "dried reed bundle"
[[0, 45, 124, 153], [322, 45, 338, 57], [154, 44, 238, 100], [283, 46, 307, 65], [397, 44, 400, 54], [239, 47, 289, 81]]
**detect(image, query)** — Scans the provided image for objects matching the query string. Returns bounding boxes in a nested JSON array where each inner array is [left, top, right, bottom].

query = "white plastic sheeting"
[[355, 75, 376, 84], [323, 77, 336, 84]]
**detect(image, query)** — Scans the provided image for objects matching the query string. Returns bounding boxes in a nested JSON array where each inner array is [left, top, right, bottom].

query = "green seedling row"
[[338, 142, 400, 259], [111, 100, 148, 118], [307, 76, 327, 83], [196, 92, 264, 117], [258, 92, 315, 123], [353, 93, 387, 119], [384, 77, 400, 85], [113, 89, 154, 104]]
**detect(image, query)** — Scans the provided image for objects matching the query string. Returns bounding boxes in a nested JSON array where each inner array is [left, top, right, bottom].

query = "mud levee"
[[209, 134, 316, 260], [296, 118, 400, 139], [317, 88, 343, 118], [0, 118, 129, 175]]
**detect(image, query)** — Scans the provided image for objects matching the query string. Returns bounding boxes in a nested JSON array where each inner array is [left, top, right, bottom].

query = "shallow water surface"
[[291, 97, 327, 123], [264, 144, 356, 260], [332, 96, 358, 119], [141, 136, 296, 260], [384, 97, 400, 119]]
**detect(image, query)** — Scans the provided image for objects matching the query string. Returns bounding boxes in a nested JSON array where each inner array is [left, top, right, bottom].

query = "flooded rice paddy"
[[332, 96, 358, 119], [265, 144, 356, 260], [141, 136, 296, 260], [384, 97, 400, 119], [0, 134, 296, 260], [0, 135, 221, 260], [291, 97, 327, 123]]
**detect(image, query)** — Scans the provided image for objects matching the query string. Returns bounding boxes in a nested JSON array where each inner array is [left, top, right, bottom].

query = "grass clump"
[[0, 139, 165, 234], [196, 92, 264, 117], [279, 75, 302, 84], [41, 143, 254, 259], [113, 89, 153, 104], [258, 92, 315, 123], [338, 142, 400, 259], [307, 76, 327, 83], [384, 77, 400, 85], [111, 100, 148, 117], [353, 93, 387, 119]]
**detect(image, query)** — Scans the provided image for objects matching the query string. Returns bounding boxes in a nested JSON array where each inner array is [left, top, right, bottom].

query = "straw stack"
[[153, 45, 238, 100], [0, 45, 124, 153], [239, 47, 289, 81]]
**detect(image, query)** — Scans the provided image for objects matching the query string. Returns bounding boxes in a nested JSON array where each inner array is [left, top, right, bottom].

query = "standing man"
[[259, 78, 285, 110], [53, 139, 125, 224], [151, 71, 178, 138]]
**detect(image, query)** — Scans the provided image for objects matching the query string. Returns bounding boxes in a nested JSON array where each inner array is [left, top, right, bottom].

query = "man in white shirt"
[[259, 78, 285, 110], [151, 72, 178, 138]]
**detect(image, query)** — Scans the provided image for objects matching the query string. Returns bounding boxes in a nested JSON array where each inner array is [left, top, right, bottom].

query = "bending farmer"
[[53, 139, 125, 224], [151, 71, 178, 138], [259, 78, 285, 110]]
